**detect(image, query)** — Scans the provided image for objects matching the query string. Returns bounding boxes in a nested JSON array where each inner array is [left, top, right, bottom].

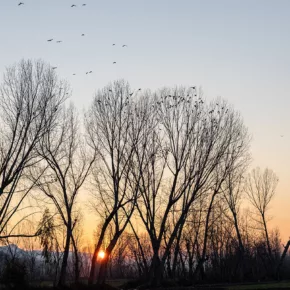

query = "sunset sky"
[[0, 0, 289, 241]]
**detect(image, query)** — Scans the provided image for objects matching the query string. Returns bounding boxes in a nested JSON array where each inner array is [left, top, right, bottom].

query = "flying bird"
[[47, 39, 53, 42], [122, 45, 127, 47], [112, 44, 115, 46], [138, 88, 141, 91], [81, 34, 85, 36], [71, 4, 76, 7], [82, 4, 86, 6], [190, 86, 196, 89], [18, 2, 24, 5], [113, 62, 116, 64], [56, 40, 62, 43], [52, 67, 57, 70], [89, 71, 92, 73], [73, 74, 76, 75]]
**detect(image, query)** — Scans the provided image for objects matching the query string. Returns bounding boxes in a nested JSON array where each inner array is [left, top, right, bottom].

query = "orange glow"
[[98, 250, 105, 259]]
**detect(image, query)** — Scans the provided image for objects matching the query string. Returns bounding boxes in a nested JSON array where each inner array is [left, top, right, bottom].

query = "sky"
[[0, 0, 290, 240]]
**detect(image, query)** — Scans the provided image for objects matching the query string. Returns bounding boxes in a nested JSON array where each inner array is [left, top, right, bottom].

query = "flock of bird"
[[16, 2, 286, 139], [17, 2, 128, 75], [16, 2, 224, 123], [16, 2, 200, 104]]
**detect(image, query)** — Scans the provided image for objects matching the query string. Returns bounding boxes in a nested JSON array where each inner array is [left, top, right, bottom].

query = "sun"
[[98, 250, 105, 259]]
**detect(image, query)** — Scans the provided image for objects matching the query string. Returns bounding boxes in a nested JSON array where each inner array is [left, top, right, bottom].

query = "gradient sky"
[[1, 0, 290, 240]]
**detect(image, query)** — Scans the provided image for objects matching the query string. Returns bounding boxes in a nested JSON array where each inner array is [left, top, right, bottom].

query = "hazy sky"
[[1, 0, 290, 240]]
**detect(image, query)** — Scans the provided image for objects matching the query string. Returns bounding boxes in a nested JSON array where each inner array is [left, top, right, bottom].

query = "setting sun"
[[98, 250, 105, 260]]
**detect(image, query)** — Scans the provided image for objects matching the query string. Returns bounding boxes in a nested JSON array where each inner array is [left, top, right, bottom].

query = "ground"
[[3, 279, 290, 290]]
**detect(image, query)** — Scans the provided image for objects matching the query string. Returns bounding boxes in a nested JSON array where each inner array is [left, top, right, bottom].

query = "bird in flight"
[[18, 2, 24, 5], [73, 74, 76, 75], [47, 39, 53, 42], [138, 88, 141, 91], [122, 45, 127, 47], [81, 34, 85, 36], [71, 4, 76, 7], [113, 62, 116, 64], [89, 71, 92, 73], [82, 4, 86, 6], [52, 67, 57, 70], [190, 86, 196, 89], [56, 41, 62, 43]]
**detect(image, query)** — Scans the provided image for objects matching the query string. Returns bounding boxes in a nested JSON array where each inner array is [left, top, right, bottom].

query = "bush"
[[1, 259, 28, 289]]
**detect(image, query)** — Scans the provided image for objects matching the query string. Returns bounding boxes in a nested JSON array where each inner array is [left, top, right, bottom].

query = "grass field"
[[225, 281, 290, 290], [105, 280, 290, 290], [4, 279, 290, 290]]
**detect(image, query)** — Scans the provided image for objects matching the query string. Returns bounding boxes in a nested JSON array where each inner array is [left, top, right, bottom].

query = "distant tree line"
[[0, 59, 289, 288]]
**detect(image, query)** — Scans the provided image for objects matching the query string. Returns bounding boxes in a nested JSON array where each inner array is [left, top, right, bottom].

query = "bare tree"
[[86, 80, 152, 284], [129, 88, 250, 286], [245, 167, 278, 273], [222, 159, 250, 280], [33, 105, 95, 286], [182, 199, 205, 279], [0, 59, 66, 239]]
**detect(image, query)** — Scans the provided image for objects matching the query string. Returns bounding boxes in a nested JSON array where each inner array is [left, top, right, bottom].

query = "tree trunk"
[[97, 234, 120, 285], [58, 225, 71, 287], [179, 248, 186, 278], [166, 251, 173, 278], [262, 214, 272, 261], [148, 249, 162, 286], [129, 219, 149, 276], [149, 256, 163, 287], [232, 211, 245, 281], [71, 235, 80, 284], [276, 240, 290, 280], [172, 227, 183, 277], [88, 216, 113, 285], [262, 213, 275, 278], [193, 193, 216, 281]]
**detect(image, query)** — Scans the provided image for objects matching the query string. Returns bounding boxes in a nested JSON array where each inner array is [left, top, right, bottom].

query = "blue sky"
[[1, 0, 290, 237]]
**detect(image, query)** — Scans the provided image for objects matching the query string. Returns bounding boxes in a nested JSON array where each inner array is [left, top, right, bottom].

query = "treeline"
[[0, 59, 288, 288]]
